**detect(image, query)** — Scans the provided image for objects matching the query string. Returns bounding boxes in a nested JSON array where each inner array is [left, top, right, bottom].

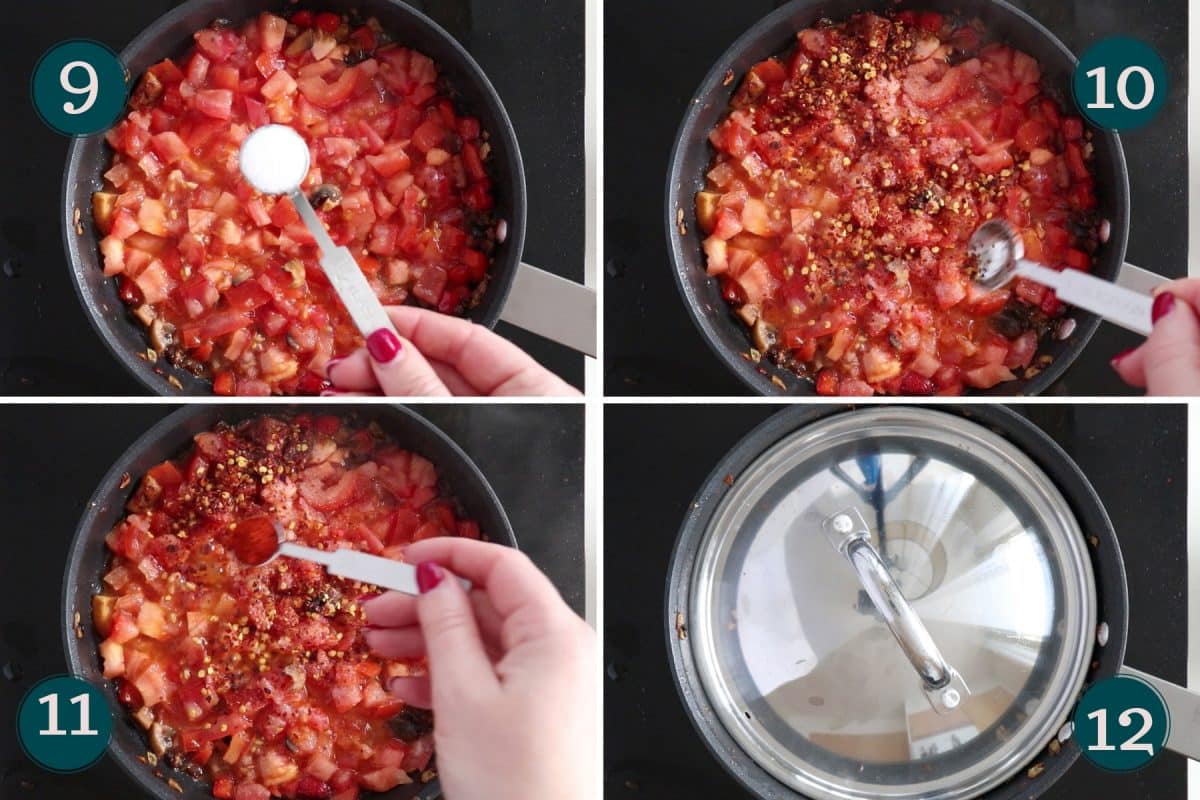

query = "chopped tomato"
[[97, 416, 478, 795], [194, 28, 241, 62], [699, 11, 1098, 395], [94, 13, 496, 395], [314, 12, 341, 33]]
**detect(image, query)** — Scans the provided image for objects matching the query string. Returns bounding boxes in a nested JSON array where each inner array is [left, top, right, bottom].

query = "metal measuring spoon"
[[233, 516, 469, 595], [969, 219, 1153, 336], [239, 124, 400, 342]]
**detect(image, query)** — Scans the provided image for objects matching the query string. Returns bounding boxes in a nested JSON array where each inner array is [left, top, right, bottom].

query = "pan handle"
[[1119, 667, 1200, 760], [499, 262, 597, 357], [823, 508, 969, 715], [1116, 262, 1170, 296]]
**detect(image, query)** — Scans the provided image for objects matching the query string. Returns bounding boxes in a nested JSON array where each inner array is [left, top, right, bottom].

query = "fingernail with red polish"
[[1152, 292, 1175, 324], [325, 357, 344, 379], [367, 329, 402, 363], [1110, 347, 1136, 368], [416, 561, 445, 594]]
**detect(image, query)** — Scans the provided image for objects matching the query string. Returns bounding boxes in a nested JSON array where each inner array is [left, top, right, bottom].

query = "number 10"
[[1085, 65, 1155, 111], [37, 692, 99, 736], [1087, 707, 1156, 755]]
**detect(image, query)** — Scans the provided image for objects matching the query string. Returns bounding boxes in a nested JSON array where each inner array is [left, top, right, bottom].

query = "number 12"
[[1087, 707, 1156, 754]]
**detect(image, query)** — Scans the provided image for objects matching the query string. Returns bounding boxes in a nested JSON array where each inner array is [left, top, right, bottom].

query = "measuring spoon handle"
[[1017, 260, 1154, 336]]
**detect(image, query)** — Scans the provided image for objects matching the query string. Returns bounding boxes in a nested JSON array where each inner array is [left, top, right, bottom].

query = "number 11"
[[37, 692, 99, 736]]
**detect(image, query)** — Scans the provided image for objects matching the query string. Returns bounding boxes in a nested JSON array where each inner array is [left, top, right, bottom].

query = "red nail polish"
[[1110, 347, 1136, 366], [1151, 292, 1175, 324], [366, 328, 402, 363], [416, 561, 445, 594], [325, 356, 344, 379], [1110, 347, 1137, 370]]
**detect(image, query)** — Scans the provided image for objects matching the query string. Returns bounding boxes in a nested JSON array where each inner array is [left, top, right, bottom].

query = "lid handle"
[[823, 508, 970, 715]]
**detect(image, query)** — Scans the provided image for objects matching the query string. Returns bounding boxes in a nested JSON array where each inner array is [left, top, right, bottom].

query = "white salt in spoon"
[[239, 124, 400, 341], [969, 219, 1153, 336]]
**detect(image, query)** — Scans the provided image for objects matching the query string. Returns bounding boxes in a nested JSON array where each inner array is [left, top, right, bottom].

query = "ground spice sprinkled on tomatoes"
[[95, 414, 483, 799], [699, 11, 1100, 396], [94, 11, 499, 397]]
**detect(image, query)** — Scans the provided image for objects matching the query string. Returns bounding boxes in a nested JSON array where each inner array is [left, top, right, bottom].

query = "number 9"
[[60, 60, 99, 115]]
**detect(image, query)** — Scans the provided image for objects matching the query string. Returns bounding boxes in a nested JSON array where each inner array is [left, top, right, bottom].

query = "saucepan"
[[63, 0, 595, 396], [63, 404, 517, 799], [665, 0, 1168, 396], [667, 405, 1196, 799]]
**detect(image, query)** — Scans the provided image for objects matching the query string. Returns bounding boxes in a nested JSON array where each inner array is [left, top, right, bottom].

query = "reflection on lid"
[[690, 408, 1095, 800]]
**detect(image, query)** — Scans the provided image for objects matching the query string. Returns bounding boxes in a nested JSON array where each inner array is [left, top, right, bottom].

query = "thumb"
[[415, 561, 499, 701], [1141, 292, 1200, 396], [365, 327, 453, 396]]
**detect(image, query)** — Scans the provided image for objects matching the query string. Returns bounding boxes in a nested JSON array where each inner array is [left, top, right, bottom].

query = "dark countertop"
[[0, 403, 584, 797], [604, 0, 1188, 396], [0, 0, 584, 395], [604, 403, 1187, 798]]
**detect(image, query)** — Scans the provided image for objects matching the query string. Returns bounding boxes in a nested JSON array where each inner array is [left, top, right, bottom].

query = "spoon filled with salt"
[[239, 124, 401, 344]]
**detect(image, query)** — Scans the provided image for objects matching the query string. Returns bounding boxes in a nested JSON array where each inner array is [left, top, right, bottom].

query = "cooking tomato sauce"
[[93, 11, 499, 396], [698, 11, 1100, 395], [94, 414, 483, 800]]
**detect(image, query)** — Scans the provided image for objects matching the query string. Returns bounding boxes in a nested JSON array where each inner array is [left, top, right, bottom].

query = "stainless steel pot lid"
[[689, 407, 1096, 800]]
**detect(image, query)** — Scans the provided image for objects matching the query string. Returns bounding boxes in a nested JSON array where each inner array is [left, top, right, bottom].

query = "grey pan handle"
[[1121, 667, 1200, 760], [823, 508, 969, 715], [1116, 262, 1170, 297], [500, 263, 597, 356]]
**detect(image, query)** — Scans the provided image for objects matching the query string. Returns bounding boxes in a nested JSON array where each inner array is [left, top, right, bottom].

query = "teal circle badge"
[[17, 675, 112, 773], [31, 39, 128, 136], [1073, 36, 1168, 131], [1074, 674, 1169, 772]]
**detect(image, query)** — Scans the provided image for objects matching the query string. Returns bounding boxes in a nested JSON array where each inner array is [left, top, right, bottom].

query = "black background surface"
[[0, 0, 585, 395], [604, 403, 1187, 799], [0, 403, 585, 797], [604, 0, 1188, 396]]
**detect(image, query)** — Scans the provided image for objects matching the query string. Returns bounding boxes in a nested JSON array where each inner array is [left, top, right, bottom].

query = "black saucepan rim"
[[62, 404, 518, 800], [665, 404, 1128, 800], [664, 0, 1131, 397], [63, 0, 528, 395]]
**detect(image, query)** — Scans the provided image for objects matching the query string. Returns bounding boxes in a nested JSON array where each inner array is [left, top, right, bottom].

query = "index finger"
[[1141, 296, 1200, 396], [401, 538, 572, 627], [1159, 277, 1200, 309], [384, 306, 579, 396]]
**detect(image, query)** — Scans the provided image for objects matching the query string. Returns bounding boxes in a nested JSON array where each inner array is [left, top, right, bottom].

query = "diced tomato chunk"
[[298, 67, 360, 109], [193, 89, 233, 120], [259, 13, 287, 52], [194, 28, 241, 62], [366, 143, 411, 177], [314, 12, 341, 32]]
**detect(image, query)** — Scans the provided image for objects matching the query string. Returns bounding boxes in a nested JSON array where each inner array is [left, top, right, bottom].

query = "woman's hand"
[[1112, 279, 1200, 395], [324, 306, 581, 397], [362, 539, 596, 800]]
